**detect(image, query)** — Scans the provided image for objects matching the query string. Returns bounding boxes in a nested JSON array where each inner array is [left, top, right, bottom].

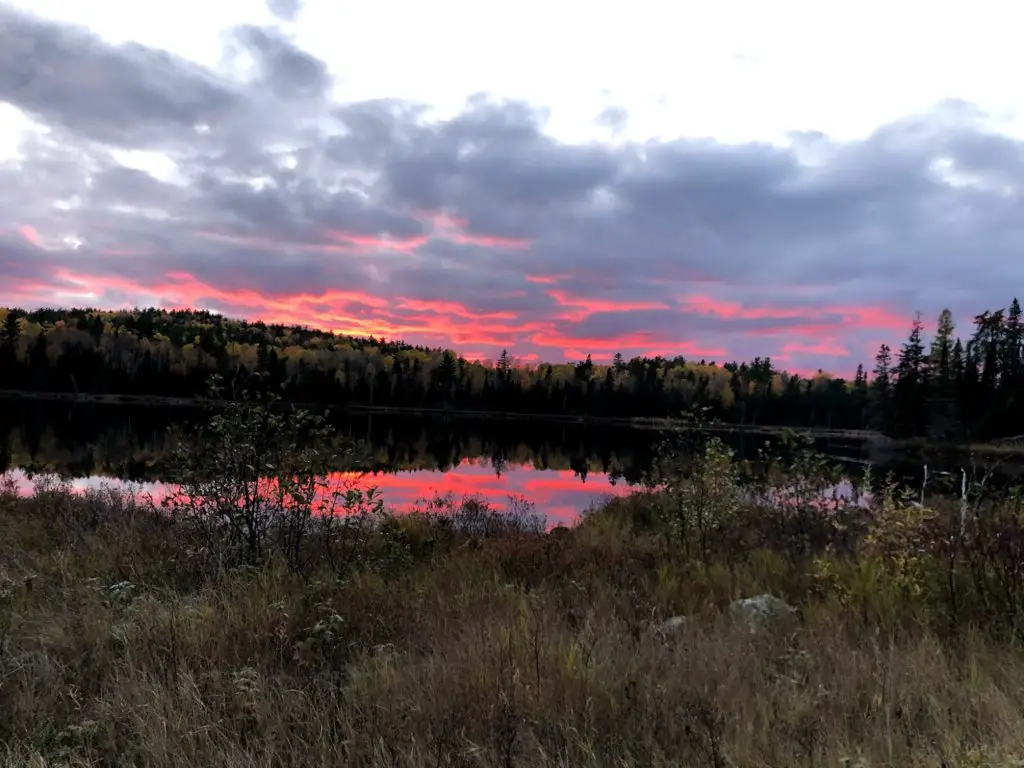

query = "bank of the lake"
[[8, 399, 1024, 523], [7, 387, 1019, 461], [5, 444, 1024, 766], [5, 398, 1024, 528], [0, 388, 880, 437]]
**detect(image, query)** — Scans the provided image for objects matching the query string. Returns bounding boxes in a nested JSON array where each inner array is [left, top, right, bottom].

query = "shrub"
[[162, 376, 381, 579]]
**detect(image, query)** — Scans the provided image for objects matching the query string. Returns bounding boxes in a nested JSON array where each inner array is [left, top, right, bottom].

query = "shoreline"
[[0, 389, 879, 436], [3, 388, 1023, 458]]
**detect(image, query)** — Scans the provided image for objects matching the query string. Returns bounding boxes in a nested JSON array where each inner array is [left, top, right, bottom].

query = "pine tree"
[[495, 349, 512, 407], [854, 363, 867, 388], [869, 344, 893, 432], [973, 310, 1004, 397], [853, 363, 869, 428], [926, 308, 959, 439], [930, 308, 955, 384], [1003, 299, 1023, 432], [1005, 299, 1022, 378], [969, 309, 1005, 434], [893, 313, 928, 437]]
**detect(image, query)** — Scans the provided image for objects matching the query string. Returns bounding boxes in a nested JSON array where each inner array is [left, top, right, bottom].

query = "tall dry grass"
[[5, 426, 1024, 765]]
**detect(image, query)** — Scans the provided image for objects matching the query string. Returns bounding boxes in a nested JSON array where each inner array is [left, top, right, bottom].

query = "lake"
[[0, 402, 1014, 523]]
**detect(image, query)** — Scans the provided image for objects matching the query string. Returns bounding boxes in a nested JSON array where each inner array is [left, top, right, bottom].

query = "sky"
[[2, 1, 1024, 377]]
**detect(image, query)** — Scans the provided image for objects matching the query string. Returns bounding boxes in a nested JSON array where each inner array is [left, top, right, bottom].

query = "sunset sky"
[[2, 1, 1023, 376]]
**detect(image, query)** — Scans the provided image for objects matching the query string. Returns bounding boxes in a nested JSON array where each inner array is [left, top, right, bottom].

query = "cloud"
[[224, 25, 330, 102], [265, 0, 303, 23], [0, 5, 240, 149], [594, 106, 628, 133], [3, 7, 1024, 376]]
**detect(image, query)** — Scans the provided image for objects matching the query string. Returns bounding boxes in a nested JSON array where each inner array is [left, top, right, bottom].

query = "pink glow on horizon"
[[0, 219, 925, 379]]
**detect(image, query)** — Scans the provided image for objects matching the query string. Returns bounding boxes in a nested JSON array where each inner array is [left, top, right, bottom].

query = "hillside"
[[1, 302, 1022, 440]]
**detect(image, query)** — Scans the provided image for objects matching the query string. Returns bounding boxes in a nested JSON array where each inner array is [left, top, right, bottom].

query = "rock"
[[660, 615, 688, 631], [729, 594, 796, 626], [653, 615, 690, 638], [654, 595, 795, 639]]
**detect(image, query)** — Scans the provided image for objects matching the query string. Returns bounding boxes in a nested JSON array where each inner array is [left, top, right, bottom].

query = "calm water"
[[0, 403, 655, 524], [0, 402, 1011, 523], [2, 460, 626, 526]]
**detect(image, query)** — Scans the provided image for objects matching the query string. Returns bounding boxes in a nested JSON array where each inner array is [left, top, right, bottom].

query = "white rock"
[[730, 594, 796, 625], [658, 615, 689, 633]]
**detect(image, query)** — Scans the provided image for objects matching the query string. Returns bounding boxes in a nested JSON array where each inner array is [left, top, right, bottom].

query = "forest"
[[1, 300, 1023, 441]]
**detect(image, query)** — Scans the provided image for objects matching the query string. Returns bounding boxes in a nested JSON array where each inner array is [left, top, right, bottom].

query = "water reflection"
[[3, 460, 626, 526], [0, 403, 663, 487], [347, 460, 624, 522], [3, 402, 1015, 521], [0, 403, 644, 520]]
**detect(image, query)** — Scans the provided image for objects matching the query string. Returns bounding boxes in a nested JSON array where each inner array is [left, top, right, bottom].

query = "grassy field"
[[5, 410, 1024, 766]]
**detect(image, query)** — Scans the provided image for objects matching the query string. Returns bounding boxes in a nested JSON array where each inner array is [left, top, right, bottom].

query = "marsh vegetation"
[[4, 394, 1024, 766]]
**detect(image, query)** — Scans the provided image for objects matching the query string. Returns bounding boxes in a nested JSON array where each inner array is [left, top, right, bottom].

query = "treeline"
[[867, 301, 1024, 440], [0, 302, 1021, 440]]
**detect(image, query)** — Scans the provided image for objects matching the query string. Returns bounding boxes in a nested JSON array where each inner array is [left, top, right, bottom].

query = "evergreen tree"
[[868, 343, 893, 432], [969, 310, 1005, 434], [1005, 299, 1022, 378], [496, 349, 512, 391], [973, 310, 1004, 397], [1003, 299, 1024, 432], [930, 308, 955, 384], [893, 313, 928, 437], [926, 308, 959, 439], [852, 363, 869, 427]]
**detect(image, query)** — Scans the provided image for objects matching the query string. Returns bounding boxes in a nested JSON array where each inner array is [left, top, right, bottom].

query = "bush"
[[162, 376, 382, 579]]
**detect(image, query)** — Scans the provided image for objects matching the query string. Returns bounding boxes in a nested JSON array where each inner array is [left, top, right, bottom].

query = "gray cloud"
[[0, 5, 240, 150], [226, 25, 330, 102], [595, 106, 628, 133], [2, 7, 1024, 372], [266, 0, 303, 22]]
